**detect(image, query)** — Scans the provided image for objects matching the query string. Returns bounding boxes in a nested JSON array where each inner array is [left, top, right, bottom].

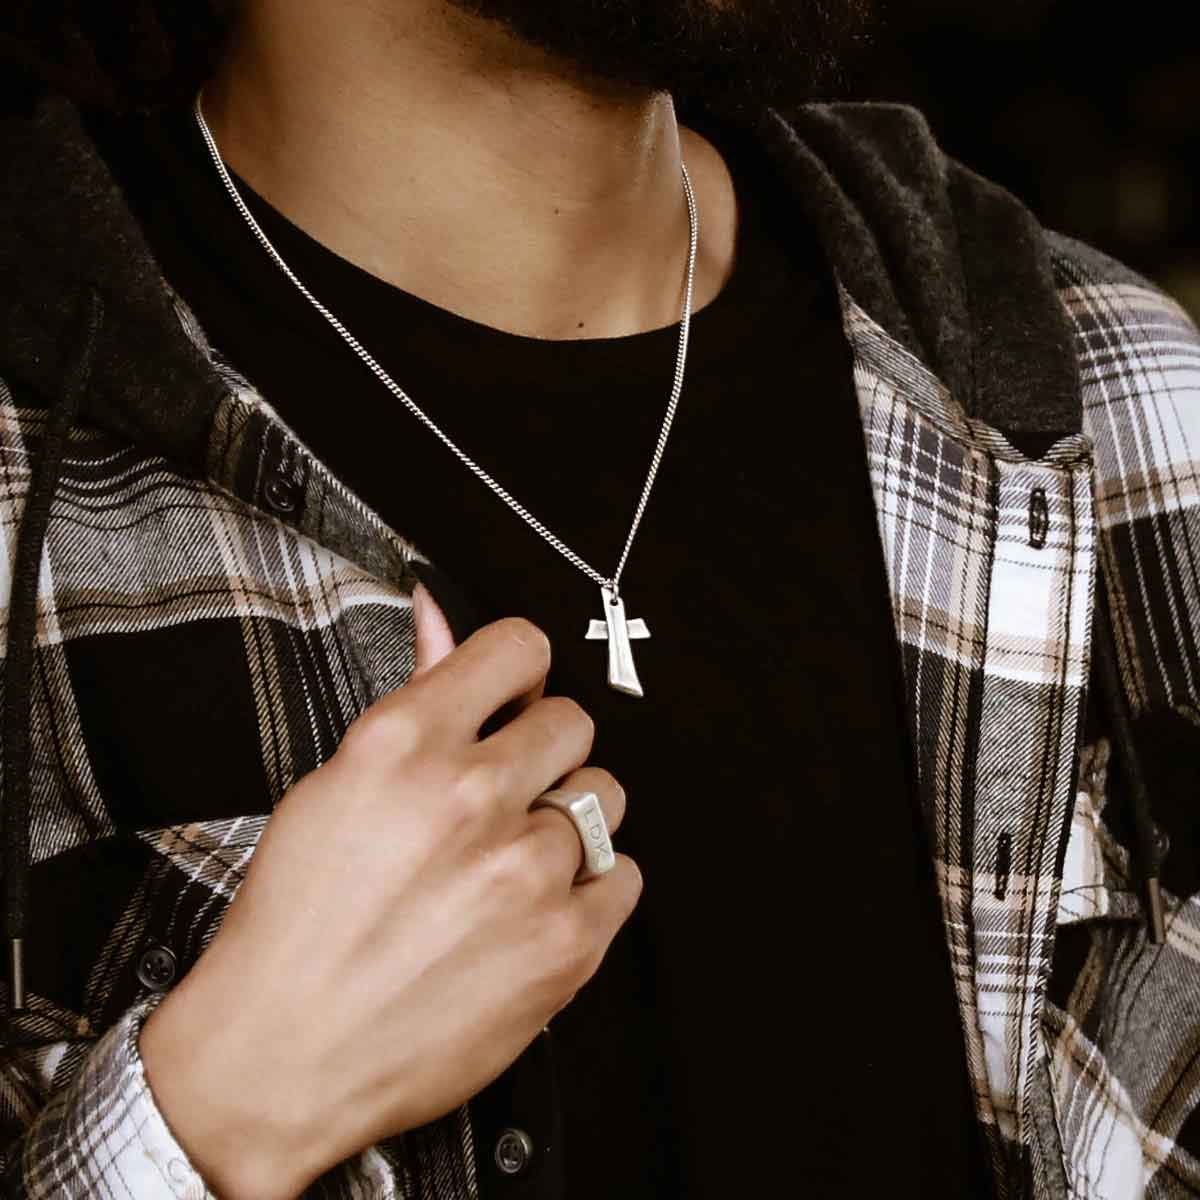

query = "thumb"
[[412, 581, 456, 676]]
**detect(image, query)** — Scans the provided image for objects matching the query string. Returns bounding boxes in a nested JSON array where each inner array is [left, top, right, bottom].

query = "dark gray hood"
[[0, 90, 1080, 471]]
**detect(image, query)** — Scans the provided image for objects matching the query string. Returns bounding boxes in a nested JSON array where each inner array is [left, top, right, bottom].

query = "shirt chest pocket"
[[96, 816, 269, 1029], [65, 605, 411, 831], [24, 815, 268, 1030]]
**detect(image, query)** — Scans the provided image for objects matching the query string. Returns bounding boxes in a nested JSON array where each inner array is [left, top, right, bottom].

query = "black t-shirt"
[[90, 101, 989, 1197]]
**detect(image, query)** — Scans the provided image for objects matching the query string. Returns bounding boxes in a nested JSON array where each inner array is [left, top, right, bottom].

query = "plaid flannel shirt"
[[847, 234, 1200, 1198], [1, 125, 1199, 1198]]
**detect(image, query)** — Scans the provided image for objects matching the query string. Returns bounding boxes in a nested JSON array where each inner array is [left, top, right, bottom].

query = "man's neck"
[[203, 0, 739, 342]]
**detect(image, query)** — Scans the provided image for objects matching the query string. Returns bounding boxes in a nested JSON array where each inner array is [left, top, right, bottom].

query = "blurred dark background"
[[859, 0, 1200, 317]]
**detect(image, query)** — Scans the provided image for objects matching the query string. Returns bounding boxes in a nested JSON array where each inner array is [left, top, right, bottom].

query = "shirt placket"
[[968, 438, 1097, 1198], [844, 288, 1098, 1199]]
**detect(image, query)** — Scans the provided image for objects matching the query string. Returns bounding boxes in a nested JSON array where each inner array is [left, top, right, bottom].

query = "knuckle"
[[340, 703, 418, 761], [618, 857, 645, 914], [545, 695, 595, 746], [513, 832, 565, 903], [339, 710, 382, 759], [450, 760, 505, 820], [591, 766, 624, 805], [627, 858, 645, 903], [541, 908, 590, 981], [588, 855, 642, 926], [482, 841, 533, 896]]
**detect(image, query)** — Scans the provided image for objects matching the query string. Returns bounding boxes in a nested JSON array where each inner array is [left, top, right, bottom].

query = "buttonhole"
[[994, 832, 1013, 900], [1028, 488, 1049, 549]]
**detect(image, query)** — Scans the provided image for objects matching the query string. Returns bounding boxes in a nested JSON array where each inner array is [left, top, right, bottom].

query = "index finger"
[[400, 614, 553, 743]]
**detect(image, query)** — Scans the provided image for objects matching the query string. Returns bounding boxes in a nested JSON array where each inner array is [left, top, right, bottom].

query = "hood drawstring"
[[3, 289, 103, 1014], [1093, 576, 1169, 945]]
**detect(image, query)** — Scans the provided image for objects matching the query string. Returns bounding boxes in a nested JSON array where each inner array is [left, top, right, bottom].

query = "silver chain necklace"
[[193, 91, 699, 698]]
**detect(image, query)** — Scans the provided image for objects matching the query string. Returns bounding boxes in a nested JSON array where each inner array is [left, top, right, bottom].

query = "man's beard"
[[443, 0, 872, 118]]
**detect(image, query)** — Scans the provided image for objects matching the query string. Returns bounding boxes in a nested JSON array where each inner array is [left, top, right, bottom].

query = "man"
[[0, 1, 1197, 1196]]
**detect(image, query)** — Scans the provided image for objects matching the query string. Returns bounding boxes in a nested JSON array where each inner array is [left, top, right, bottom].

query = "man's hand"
[[139, 583, 641, 1200]]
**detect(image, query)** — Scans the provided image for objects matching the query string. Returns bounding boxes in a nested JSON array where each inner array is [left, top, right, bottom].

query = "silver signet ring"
[[529, 789, 616, 883]]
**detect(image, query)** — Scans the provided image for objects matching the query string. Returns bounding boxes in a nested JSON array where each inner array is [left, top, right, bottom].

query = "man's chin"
[[443, 0, 873, 115]]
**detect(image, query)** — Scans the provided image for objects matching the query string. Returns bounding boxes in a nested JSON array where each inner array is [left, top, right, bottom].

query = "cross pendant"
[[585, 585, 650, 698]]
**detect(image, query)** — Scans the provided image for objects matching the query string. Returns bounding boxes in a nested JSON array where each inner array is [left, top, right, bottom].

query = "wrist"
[[138, 966, 326, 1200]]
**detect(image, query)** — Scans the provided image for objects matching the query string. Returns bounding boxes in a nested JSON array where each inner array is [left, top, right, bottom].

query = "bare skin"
[[141, 592, 641, 1198], [141, 3, 743, 1194], [201, 0, 739, 342]]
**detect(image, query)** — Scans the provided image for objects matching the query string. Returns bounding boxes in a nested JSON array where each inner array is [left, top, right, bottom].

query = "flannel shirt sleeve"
[[2, 994, 215, 1199]]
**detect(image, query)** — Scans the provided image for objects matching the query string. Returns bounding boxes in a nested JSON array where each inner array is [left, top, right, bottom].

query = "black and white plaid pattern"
[[1040, 241, 1200, 1200], [1, 232, 1198, 1198]]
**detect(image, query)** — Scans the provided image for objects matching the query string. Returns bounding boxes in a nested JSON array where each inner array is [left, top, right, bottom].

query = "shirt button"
[[136, 945, 177, 991], [493, 1127, 534, 1177], [263, 473, 299, 514]]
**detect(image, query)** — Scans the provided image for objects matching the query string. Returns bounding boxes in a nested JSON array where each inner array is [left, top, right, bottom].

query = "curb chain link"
[[193, 91, 699, 601]]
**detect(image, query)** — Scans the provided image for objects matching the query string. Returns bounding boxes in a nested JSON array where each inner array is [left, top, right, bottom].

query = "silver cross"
[[586, 585, 650, 698]]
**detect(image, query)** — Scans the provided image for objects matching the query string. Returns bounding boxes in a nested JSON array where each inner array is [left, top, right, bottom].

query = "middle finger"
[[473, 693, 596, 815]]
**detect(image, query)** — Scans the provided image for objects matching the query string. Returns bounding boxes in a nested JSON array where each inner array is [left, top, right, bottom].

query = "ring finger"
[[525, 765, 626, 884]]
